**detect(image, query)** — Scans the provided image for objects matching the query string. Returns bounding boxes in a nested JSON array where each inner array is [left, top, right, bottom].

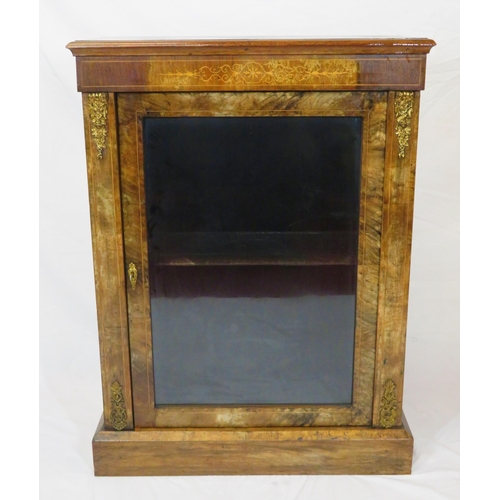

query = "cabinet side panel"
[[373, 91, 420, 427], [83, 92, 133, 430]]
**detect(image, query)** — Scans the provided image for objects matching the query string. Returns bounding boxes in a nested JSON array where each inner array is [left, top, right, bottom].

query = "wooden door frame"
[[117, 90, 387, 428]]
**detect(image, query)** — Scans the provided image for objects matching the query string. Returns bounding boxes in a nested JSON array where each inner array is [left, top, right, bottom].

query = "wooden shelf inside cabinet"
[[149, 231, 358, 266], [67, 37, 435, 476]]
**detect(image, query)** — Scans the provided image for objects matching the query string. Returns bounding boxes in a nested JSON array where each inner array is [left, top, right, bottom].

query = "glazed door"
[[118, 91, 387, 428]]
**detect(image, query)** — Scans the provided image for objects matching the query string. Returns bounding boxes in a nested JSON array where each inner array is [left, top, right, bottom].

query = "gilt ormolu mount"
[[67, 38, 435, 476]]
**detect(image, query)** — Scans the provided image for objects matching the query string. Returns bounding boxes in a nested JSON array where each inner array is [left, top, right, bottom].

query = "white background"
[[39, 1, 460, 498]]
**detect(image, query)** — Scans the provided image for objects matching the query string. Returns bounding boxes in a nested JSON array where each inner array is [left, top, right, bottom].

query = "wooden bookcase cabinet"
[[67, 38, 435, 476]]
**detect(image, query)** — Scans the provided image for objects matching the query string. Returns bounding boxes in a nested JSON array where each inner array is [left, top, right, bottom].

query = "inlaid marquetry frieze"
[[394, 91, 414, 158], [157, 59, 358, 87], [88, 92, 109, 159]]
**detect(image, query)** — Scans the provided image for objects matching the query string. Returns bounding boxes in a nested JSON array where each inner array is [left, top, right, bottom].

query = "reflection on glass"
[[144, 116, 362, 405]]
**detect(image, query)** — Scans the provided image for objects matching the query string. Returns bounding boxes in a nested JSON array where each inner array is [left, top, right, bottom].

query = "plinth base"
[[92, 414, 413, 476]]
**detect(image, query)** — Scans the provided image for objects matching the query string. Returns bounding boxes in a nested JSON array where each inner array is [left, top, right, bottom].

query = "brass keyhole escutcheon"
[[128, 262, 138, 290]]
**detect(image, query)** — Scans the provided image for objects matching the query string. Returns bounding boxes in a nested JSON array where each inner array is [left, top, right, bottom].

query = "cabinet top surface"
[[67, 38, 436, 56]]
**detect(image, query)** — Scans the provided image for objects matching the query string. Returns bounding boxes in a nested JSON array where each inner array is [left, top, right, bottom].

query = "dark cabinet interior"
[[143, 116, 362, 406]]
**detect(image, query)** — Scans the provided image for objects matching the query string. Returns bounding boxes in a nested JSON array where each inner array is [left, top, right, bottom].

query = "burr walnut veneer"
[[67, 38, 435, 476]]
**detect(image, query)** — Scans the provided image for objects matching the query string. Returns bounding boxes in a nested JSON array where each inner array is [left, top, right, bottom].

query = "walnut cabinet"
[[67, 38, 435, 476]]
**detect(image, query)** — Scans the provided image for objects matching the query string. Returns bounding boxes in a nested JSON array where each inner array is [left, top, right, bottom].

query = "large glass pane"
[[143, 116, 362, 405]]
